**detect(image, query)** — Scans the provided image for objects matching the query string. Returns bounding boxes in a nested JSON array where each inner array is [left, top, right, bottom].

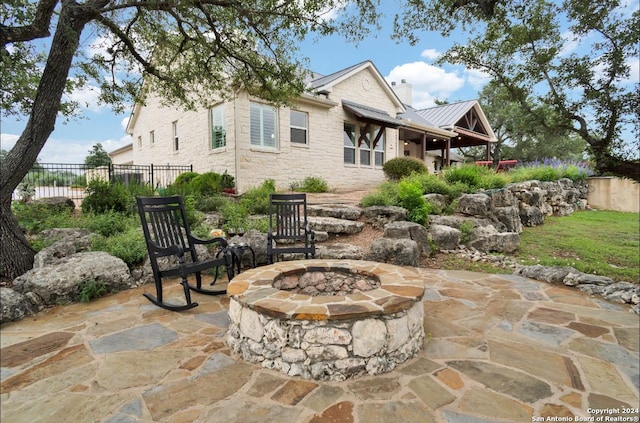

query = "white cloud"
[[1, 133, 19, 151], [386, 62, 465, 108], [464, 68, 491, 90], [420, 49, 441, 61], [64, 82, 104, 113]]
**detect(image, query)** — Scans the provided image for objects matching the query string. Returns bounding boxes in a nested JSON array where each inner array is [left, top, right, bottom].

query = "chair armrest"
[[191, 235, 228, 248], [148, 242, 184, 258]]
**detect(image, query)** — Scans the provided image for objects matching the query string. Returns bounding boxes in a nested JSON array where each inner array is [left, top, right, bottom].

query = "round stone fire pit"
[[225, 260, 425, 381]]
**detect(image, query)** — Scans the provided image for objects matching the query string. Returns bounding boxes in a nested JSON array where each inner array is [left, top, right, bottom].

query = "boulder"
[[307, 204, 363, 220], [308, 216, 364, 234], [33, 228, 92, 268], [429, 224, 461, 251], [229, 229, 268, 267], [31, 196, 76, 212], [467, 230, 520, 253], [363, 206, 407, 229], [456, 194, 492, 218], [13, 251, 134, 306], [0, 288, 43, 324], [315, 243, 365, 260], [486, 188, 517, 208], [493, 206, 523, 233], [515, 265, 578, 284], [384, 221, 430, 254], [424, 194, 447, 210], [366, 238, 419, 267], [519, 205, 545, 227], [429, 215, 508, 233]]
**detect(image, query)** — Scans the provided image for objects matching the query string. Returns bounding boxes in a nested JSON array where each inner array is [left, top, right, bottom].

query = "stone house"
[[116, 60, 496, 193]]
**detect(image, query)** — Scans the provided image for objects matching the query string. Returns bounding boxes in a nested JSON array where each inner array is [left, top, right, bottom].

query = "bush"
[[443, 164, 485, 188], [87, 210, 134, 237], [397, 179, 429, 225], [190, 172, 222, 197], [383, 157, 428, 180], [91, 227, 147, 268], [13, 202, 79, 234], [196, 195, 230, 212], [292, 176, 329, 193], [240, 179, 276, 214], [82, 179, 132, 214]]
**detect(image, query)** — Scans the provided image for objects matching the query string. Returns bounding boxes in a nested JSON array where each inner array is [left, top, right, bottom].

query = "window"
[[359, 125, 371, 166], [137, 135, 142, 148], [210, 105, 226, 149], [172, 121, 179, 151], [374, 129, 385, 166], [149, 130, 155, 145], [290, 110, 308, 144], [250, 102, 278, 148], [343, 123, 356, 164]]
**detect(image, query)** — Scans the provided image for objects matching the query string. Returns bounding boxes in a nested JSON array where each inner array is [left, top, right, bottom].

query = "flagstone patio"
[[1, 268, 638, 423]]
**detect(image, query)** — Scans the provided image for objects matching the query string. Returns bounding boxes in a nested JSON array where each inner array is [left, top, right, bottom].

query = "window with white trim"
[[250, 102, 278, 148], [210, 105, 226, 149], [359, 125, 371, 166], [172, 121, 179, 151], [343, 123, 356, 164], [290, 110, 308, 144], [149, 130, 155, 145], [374, 128, 385, 166], [137, 135, 142, 148]]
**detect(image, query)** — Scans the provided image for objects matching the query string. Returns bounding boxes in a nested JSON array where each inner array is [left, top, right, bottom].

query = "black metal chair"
[[267, 193, 316, 263], [136, 196, 233, 311]]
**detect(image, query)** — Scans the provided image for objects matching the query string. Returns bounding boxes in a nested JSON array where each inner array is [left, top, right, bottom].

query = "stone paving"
[[1, 268, 638, 423]]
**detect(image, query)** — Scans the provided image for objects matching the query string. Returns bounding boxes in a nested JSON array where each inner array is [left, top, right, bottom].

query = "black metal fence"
[[12, 163, 193, 203]]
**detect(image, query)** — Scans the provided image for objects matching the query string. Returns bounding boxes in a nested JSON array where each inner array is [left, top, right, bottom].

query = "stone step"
[[308, 216, 364, 234], [307, 204, 363, 221]]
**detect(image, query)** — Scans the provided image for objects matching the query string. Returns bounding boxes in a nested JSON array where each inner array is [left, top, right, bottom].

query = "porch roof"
[[342, 100, 405, 128]]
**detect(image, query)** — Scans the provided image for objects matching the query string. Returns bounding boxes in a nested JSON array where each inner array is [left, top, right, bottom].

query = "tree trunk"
[[0, 3, 90, 278], [0, 200, 35, 280]]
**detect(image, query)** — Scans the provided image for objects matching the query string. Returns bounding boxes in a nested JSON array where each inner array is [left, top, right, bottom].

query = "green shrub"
[[443, 164, 486, 188], [292, 176, 329, 193], [173, 171, 199, 186], [76, 279, 108, 303], [361, 191, 395, 207], [407, 173, 451, 196], [196, 195, 230, 212], [82, 179, 132, 214], [459, 221, 474, 243], [190, 172, 222, 196], [13, 202, 80, 234], [221, 170, 235, 189], [91, 227, 147, 268], [126, 182, 156, 198], [383, 157, 428, 180], [220, 202, 249, 233], [397, 179, 429, 225], [87, 210, 134, 237], [240, 179, 276, 214], [183, 195, 204, 226]]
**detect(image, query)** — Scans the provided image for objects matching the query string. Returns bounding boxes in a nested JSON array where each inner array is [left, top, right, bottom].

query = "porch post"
[[486, 141, 491, 161], [446, 138, 451, 166], [420, 133, 426, 161]]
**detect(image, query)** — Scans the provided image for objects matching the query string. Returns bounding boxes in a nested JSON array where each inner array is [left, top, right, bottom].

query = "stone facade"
[[126, 64, 403, 193]]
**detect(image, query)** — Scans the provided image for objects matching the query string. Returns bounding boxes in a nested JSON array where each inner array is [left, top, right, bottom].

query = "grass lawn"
[[427, 210, 639, 283], [515, 210, 639, 282]]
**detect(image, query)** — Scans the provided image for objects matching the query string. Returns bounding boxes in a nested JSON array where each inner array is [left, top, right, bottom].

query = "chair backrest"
[[136, 196, 198, 263], [269, 193, 309, 241]]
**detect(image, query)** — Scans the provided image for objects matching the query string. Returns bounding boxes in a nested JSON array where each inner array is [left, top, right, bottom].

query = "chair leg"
[[142, 275, 199, 312], [187, 271, 227, 296]]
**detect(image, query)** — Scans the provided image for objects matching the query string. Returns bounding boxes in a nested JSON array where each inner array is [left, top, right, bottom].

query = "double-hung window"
[[172, 121, 179, 151], [290, 110, 308, 144], [250, 102, 278, 149], [374, 128, 385, 166], [210, 105, 226, 149], [343, 123, 356, 164], [149, 130, 155, 145], [359, 125, 371, 166]]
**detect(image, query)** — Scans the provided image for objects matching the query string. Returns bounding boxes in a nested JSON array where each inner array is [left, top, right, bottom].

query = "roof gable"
[[309, 60, 405, 111], [417, 100, 496, 141]]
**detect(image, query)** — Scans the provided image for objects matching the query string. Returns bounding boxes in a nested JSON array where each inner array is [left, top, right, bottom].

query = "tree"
[[0, 0, 377, 279], [394, 0, 639, 181], [84, 143, 111, 168]]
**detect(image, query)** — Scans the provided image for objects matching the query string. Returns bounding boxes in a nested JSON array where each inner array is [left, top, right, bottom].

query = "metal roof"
[[417, 99, 479, 128], [342, 100, 405, 128]]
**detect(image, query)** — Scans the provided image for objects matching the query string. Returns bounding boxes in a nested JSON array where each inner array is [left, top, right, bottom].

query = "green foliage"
[[12, 202, 80, 234], [508, 162, 592, 182], [240, 179, 276, 215], [196, 195, 230, 212], [82, 179, 132, 214], [397, 179, 429, 225], [87, 211, 136, 237], [183, 195, 204, 227], [442, 164, 486, 188], [221, 170, 235, 189], [91, 227, 148, 269], [382, 157, 428, 180], [76, 280, 108, 303], [126, 182, 156, 198], [190, 172, 222, 197], [291, 176, 329, 193], [459, 221, 474, 244], [360, 191, 395, 207], [84, 143, 112, 169], [220, 202, 249, 233]]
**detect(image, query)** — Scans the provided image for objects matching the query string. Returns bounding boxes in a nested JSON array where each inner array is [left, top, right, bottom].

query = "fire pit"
[[225, 260, 425, 381]]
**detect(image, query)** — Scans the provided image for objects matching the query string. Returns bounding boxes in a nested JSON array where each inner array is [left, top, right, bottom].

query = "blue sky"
[[1, 6, 488, 164]]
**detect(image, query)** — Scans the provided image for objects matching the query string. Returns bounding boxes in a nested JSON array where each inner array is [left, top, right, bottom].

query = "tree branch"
[[0, 0, 59, 46]]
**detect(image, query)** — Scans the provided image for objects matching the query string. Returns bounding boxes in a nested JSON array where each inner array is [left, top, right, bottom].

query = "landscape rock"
[[366, 238, 419, 267], [383, 221, 430, 254], [493, 206, 523, 233], [13, 251, 134, 305], [33, 228, 92, 268], [363, 206, 407, 229], [520, 205, 545, 227], [315, 243, 365, 260], [230, 229, 268, 267], [30, 196, 76, 212], [424, 194, 447, 210], [308, 216, 364, 234], [307, 204, 363, 220], [0, 288, 43, 324], [456, 194, 492, 218], [429, 224, 461, 251]]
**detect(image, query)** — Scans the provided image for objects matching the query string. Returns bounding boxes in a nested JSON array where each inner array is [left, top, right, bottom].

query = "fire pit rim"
[[227, 259, 425, 321]]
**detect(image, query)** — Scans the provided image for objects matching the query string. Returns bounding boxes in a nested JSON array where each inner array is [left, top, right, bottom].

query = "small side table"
[[224, 242, 256, 276]]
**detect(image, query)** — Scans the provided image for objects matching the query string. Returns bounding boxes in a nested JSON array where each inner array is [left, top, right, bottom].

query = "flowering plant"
[[209, 228, 225, 238]]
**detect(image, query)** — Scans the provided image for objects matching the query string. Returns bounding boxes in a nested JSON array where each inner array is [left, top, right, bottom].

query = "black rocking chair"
[[137, 196, 233, 311], [267, 193, 316, 263]]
